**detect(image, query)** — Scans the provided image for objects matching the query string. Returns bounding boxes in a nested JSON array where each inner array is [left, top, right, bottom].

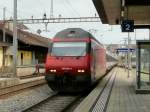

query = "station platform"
[[106, 68, 150, 112], [75, 67, 150, 112], [0, 66, 45, 89]]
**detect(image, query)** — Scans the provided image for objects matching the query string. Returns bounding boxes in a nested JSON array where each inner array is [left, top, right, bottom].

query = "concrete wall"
[[17, 66, 36, 77], [17, 66, 45, 77]]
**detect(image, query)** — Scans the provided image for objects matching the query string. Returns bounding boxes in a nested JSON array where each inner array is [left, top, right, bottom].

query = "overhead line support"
[[6, 17, 100, 24]]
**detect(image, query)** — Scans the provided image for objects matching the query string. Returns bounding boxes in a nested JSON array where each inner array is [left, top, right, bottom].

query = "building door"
[[21, 53, 23, 65]]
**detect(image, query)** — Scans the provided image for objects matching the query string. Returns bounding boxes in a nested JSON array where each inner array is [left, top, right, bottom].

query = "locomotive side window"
[[51, 42, 87, 56]]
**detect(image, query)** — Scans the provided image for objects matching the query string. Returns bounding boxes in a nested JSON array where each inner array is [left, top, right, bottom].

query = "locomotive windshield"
[[51, 42, 87, 56]]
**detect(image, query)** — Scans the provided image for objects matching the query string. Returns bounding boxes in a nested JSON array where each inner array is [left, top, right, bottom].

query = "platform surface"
[[106, 68, 150, 112]]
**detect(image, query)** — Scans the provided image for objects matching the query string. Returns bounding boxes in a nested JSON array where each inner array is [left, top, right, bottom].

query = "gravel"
[[0, 84, 54, 112]]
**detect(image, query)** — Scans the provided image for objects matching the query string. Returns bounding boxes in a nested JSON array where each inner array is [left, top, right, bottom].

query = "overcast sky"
[[0, 0, 149, 44]]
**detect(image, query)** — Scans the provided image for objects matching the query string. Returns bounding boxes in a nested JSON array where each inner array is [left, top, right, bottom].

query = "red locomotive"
[[45, 28, 115, 92]]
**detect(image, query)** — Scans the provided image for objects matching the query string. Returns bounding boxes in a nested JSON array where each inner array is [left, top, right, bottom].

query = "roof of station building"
[[0, 23, 50, 48]]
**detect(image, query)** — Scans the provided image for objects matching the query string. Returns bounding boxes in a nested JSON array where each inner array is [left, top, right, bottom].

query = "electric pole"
[[127, 32, 131, 78], [13, 0, 18, 77], [2, 7, 6, 68], [124, 38, 127, 71], [50, 0, 53, 18], [3, 7, 6, 42]]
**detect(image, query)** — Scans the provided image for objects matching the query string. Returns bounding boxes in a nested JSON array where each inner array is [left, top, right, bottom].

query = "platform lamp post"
[[13, 0, 18, 77]]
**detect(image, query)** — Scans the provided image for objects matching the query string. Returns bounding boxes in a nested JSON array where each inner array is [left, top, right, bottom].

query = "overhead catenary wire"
[[65, 0, 80, 17], [0, 5, 32, 20], [55, 0, 73, 17], [17, 0, 40, 18], [62, 0, 80, 17], [0, 0, 83, 20]]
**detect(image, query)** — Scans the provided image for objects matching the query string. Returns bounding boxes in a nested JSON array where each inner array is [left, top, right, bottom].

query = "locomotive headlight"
[[50, 69, 56, 72], [78, 69, 85, 73], [81, 70, 85, 72], [78, 70, 81, 72]]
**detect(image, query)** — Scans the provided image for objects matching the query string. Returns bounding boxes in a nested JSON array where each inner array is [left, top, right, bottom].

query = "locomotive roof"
[[54, 28, 93, 38], [54, 28, 102, 45]]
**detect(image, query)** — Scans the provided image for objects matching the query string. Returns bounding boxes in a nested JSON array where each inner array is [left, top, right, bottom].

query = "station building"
[[0, 22, 50, 76]]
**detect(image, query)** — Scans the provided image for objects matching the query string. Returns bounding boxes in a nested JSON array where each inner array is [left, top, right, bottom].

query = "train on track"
[[45, 28, 117, 92]]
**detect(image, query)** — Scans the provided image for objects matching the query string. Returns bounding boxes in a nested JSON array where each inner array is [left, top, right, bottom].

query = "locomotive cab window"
[[50, 42, 87, 56]]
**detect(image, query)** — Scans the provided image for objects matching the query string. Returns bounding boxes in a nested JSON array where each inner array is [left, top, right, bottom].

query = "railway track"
[[0, 78, 46, 97], [19, 74, 44, 79], [22, 68, 117, 112], [23, 93, 84, 112], [0, 67, 116, 112]]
